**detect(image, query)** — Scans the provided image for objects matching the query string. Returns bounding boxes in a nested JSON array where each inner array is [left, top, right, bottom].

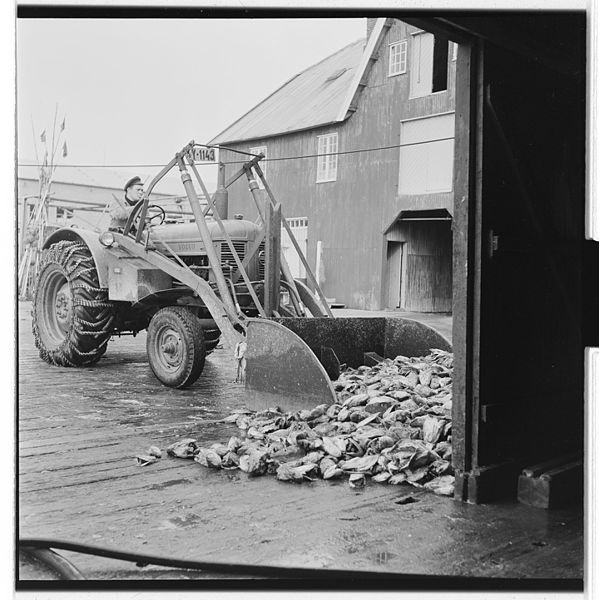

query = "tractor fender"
[[42, 228, 113, 288]]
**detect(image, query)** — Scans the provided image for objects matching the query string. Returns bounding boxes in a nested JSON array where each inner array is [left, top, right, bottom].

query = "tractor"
[[32, 141, 451, 410]]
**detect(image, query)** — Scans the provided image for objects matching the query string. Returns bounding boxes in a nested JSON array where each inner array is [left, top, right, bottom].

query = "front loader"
[[32, 141, 450, 410]]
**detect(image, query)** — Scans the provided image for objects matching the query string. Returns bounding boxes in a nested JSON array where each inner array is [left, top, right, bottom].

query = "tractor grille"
[[220, 241, 246, 272]]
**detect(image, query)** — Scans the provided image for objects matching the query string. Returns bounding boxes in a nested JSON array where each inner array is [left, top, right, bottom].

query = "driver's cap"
[[124, 176, 142, 191]]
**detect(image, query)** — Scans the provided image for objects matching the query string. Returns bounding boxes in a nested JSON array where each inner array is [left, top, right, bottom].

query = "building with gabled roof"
[[211, 37, 366, 144], [210, 18, 457, 312]]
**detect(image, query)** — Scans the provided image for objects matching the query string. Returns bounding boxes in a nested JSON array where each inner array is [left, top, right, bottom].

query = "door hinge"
[[487, 229, 499, 258]]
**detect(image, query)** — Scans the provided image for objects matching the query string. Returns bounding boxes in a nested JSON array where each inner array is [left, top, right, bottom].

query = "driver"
[[108, 176, 144, 232]]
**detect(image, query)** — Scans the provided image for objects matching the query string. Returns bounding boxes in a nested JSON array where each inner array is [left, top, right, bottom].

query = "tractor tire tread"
[[32, 240, 115, 367]]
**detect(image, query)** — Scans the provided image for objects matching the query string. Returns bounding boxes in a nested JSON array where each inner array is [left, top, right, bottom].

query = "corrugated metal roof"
[[209, 38, 366, 145]]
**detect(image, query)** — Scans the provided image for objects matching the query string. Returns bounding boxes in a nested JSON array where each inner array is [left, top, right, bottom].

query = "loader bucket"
[[245, 317, 452, 412]]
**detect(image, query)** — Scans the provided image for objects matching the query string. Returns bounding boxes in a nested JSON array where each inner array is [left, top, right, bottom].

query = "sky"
[[16, 17, 366, 189]]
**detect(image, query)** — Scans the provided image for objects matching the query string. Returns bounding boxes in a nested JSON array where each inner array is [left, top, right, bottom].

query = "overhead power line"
[[17, 137, 455, 169]]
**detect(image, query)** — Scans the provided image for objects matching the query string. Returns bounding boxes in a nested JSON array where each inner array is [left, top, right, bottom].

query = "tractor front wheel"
[[33, 240, 115, 367], [147, 307, 206, 388]]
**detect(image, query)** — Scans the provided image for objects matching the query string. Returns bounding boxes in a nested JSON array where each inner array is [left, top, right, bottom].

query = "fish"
[[210, 443, 230, 457], [339, 454, 379, 473], [322, 436, 345, 458], [169, 349, 453, 498], [166, 438, 197, 459], [135, 454, 158, 466], [422, 416, 445, 444], [194, 449, 222, 469], [348, 473, 366, 488], [276, 462, 318, 482], [239, 449, 269, 476]]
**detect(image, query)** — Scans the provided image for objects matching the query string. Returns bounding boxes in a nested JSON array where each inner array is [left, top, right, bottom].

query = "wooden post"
[[264, 198, 281, 317], [452, 39, 484, 502], [19, 198, 29, 263]]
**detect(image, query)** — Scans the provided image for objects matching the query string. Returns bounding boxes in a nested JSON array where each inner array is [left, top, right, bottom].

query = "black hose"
[[20, 548, 86, 580], [19, 538, 441, 582], [18, 538, 582, 591]]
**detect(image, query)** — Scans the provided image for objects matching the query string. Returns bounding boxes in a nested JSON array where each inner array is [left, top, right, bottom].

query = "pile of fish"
[[164, 349, 454, 496]]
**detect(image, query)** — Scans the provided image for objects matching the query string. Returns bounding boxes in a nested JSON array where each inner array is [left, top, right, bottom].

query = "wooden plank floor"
[[17, 302, 583, 583]]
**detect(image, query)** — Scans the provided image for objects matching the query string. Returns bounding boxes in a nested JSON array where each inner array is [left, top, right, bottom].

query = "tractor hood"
[[150, 219, 261, 255]]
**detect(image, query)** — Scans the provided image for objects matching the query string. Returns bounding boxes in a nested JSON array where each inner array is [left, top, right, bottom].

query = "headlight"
[[99, 231, 115, 247]]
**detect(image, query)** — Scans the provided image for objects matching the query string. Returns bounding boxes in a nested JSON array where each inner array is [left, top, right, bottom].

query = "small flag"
[[60, 117, 65, 132], [40, 130, 46, 143], [62, 141, 68, 157]]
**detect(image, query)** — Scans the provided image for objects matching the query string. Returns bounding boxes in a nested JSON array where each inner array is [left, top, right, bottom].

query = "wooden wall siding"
[[405, 255, 452, 312], [388, 220, 451, 252], [219, 19, 456, 309]]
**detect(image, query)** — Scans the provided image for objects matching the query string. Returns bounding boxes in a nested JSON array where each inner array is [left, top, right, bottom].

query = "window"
[[316, 133, 338, 183], [286, 217, 308, 228], [249, 145, 267, 188], [409, 32, 449, 98], [451, 41, 458, 61], [56, 206, 74, 222], [398, 113, 455, 195], [388, 40, 408, 76]]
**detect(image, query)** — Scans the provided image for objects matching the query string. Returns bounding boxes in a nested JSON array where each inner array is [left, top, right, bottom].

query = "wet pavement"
[[17, 301, 582, 585]]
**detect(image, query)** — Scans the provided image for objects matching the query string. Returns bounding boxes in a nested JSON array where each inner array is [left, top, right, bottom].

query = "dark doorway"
[[385, 211, 453, 313], [385, 241, 404, 309]]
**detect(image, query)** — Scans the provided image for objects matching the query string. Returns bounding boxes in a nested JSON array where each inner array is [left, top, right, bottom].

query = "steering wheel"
[[124, 201, 166, 236], [145, 205, 166, 226]]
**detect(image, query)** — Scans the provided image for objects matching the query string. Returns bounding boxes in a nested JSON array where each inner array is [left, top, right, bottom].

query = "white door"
[[409, 32, 435, 98], [281, 218, 308, 280]]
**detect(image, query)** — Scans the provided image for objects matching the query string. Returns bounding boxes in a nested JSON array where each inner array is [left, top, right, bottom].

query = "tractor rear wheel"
[[32, 240, 115, 367], [147, 307, 206, 388]]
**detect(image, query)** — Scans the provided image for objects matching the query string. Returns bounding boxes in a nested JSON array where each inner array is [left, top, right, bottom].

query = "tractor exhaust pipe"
[[213, 163, 228, 220]]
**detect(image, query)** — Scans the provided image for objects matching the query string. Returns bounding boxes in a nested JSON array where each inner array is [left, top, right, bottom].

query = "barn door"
[[405, 254, 452, 312], [403, 220, 453, 313]]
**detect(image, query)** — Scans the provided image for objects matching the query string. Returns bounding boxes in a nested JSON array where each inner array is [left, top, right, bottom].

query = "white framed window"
[[316, 133, 338, 183], [388, 40, 408, 76], [398, 113, 455, 195], [250, 145, 267, 188], [286, 217, 308, 228]]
